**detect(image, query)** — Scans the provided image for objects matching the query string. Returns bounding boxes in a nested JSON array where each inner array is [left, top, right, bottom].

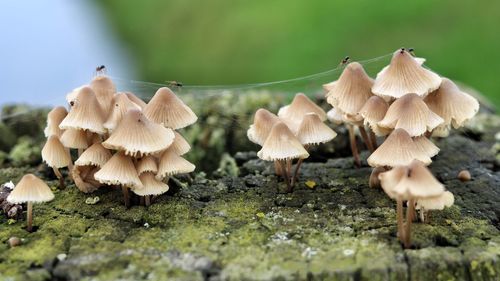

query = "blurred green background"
[[100, 0, 500, 106]]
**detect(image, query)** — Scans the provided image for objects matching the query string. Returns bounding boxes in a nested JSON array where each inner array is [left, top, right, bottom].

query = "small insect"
[[167, 81, 183, 88], [400, 47, 406, 54], [339, 56, 350, 66], [95, 65, 106, 76], [408, 48, 416, 56]]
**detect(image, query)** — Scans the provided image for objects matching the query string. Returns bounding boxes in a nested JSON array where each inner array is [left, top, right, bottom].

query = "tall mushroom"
[[44, 106, 68, 138], [41, 135, 72, 188], [7, 174, 54, 232]]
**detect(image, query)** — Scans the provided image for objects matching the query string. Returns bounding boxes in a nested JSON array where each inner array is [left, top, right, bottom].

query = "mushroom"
[[278, 93, 327, 134], [156, 148, 196, 180], [416, 191, 454, 222], [125, 92, 147, 108], [103, 93, 142, 132], [7, 174, 54, 232], [257, 121, 309, 192], [41, 135, 72, 188], [359, 96, 391, 142], [247, 108, 281, 175], [90, 75, 116, 116], [170, 131, 192, 156], [72, 143, 112, 193], [424, 78, 480, 129], [60, 128, 89, 155], [44, 106, 68, 138], [143, 87, 198, 129], [369, 166, 388, 188], [59, 86, 106, 135], [377, 93, 444, 137], [372, 48, 442, 99], [133, 155, 167, 206], [412, 136, 440, 158]]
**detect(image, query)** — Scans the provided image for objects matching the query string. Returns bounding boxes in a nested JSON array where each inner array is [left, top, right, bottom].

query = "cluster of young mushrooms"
[[249, 48, 479, 247]]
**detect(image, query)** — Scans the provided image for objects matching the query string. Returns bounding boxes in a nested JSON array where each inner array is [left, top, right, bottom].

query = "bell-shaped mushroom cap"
[[42, 135, 71, 168], [359, 96, 391, 136], [136, 155, 158, 175], [103, 109, 175, 157], [170, 131, 191, 155], [424, 78, 480, 129], [257, 121, 309, 161], [247, 108, 281, 146], [72, 165, 101, 193], [378, 93, 443, 137], [156, 148, 196, 179], [431, 125, 450, 138], [416, 190, 454, 210], [378, 166, 408, 199], [278, 93, 327, 133], [7, 174, 54, 203], [103, 93, 142, 132], [133, 172, 169, 196], [296, 113, 337, 145], [372, 49, 442, 98], [59, 87, 106, 134], [75, 143, 112, 167], [367, 129, 432, 167], [327, 108, 344, 125], [143, 87, 197, 129], [392, 160, 445, 199], [60, 128, 89, 149], [325, 62, 374, 115], [413, 136, 440, 158], [44, 106, 68, 137], [66, 85, 85, 105], [94, 152, 142, 188], [90, 76, 116, 115], [125, 92, 147, 109]]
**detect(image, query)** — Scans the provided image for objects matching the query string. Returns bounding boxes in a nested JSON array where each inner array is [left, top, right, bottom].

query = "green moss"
[[8, 136, 42, 166]]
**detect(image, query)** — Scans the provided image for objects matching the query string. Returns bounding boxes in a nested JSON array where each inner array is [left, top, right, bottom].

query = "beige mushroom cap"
[[378, 93, 443, 137], [413, 136, 440, 158], [42, 135, 71, 168], [247, 108, 281, 146], [372, 49, 442, 98], [424, 78, 480, 129], [325, 62, 374, 115], [170, 131, 191, 156], [359, 96, 391, 136], [44, 106, 68, 138], [257, 121, 309, 161], [90, 76, 116, 115], [133, 172, 169, 196], [378, 166, 408, 199], [278, 93, 327, 133], [7, 174, 54, 203], [326, 108, 344, 125], [322, 81, 336, 92], [143, 87, 197, 129], [94, 152, 142, 188], [104, 93, 142, 132], [392, 160, 445, 199], [103, 109, 175, 157], [125, 92, 147, 109], [367, 129, 432, 167], [296, 113, 337, 145], [75, 143, 112, 167], [60, 128, 89, 149], [66, 85, 86, 105], [156, 148, 196, 180], [136, 155, 158, 175], [59, 87, 106, 134], [416, 191, 454, 210]]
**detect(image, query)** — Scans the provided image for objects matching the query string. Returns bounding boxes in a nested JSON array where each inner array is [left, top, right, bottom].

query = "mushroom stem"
[[348, 125, 361, 167], [27, 201, 33, 232], [274, 161, 283, 176], [358, 126, 375, 152], [121, 185, 130, 208], [396, 199, 404, 241], [404, 198, 416, 248], [291, 159, 304, 187], [52, 167, 66, 189], [279, 160, 292, 193], [66, 148, 74, 179], [145, 196, 151, 207], [369, 130, 378, 149]]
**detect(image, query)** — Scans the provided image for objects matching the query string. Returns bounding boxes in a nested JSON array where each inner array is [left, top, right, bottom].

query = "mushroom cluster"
[[248, 94, 337, 192], [42, 75, 197, 207], [325, 48, 478, 247]]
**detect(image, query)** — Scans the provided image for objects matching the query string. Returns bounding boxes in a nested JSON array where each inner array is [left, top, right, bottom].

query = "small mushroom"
[[278, 93, 327, 134], [134, 173, 169, 206], [7, 174, 54, 232], [60, 128, 89, 152], [170, 131, 192, 156], [90, 75, 116, 117], [72, 143, 112, 193], [416, 191, 454, 222], [412, 136, 440, 158], [457, 170, 471, 182], [156, 148, 196, 180], [59, 86, 106, 135], [42, 135, 72, 188], [103, 93, 142, 132], [44, 106, 68, 138], [247, 108, 281, 146], [359, 96, 391, 138]]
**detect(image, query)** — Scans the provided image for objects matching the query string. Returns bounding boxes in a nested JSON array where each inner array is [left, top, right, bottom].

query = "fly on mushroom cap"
[[416, 190, 454, 211], [372, 48, 442, 98], [90, 75, 116, 116], [42, 135, 71, 169], [103, 93, 142, 132], [44, 106, 68, 138], [136, 155, 158, 175], [367, 128, 432, 167], [133, 173, 169, 196], [156, 148, 196, 180], [94, 151, 142, 188], [325, 62, 374, 115], [424, 78, 480, 129], [7, 174, 54, 204], [378, 93, 444, 137], [59, 86, 106, 134], [359, 96, 391, 136], [278, 93, 327, 133], [66, 85, 85, 106], [392, 160, 445, 199], [103, 109, 175, 157], [413, 136, 440, 158], [75, 143, 112, 167], [296, 113, 337, 145], [143, 87, 197, 129], [60, 128, 89, 149], [125, 92, 147, 109], [170, 131, 191, 156], [247, 108, 281, 146], [257, 121, 309, 161]]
